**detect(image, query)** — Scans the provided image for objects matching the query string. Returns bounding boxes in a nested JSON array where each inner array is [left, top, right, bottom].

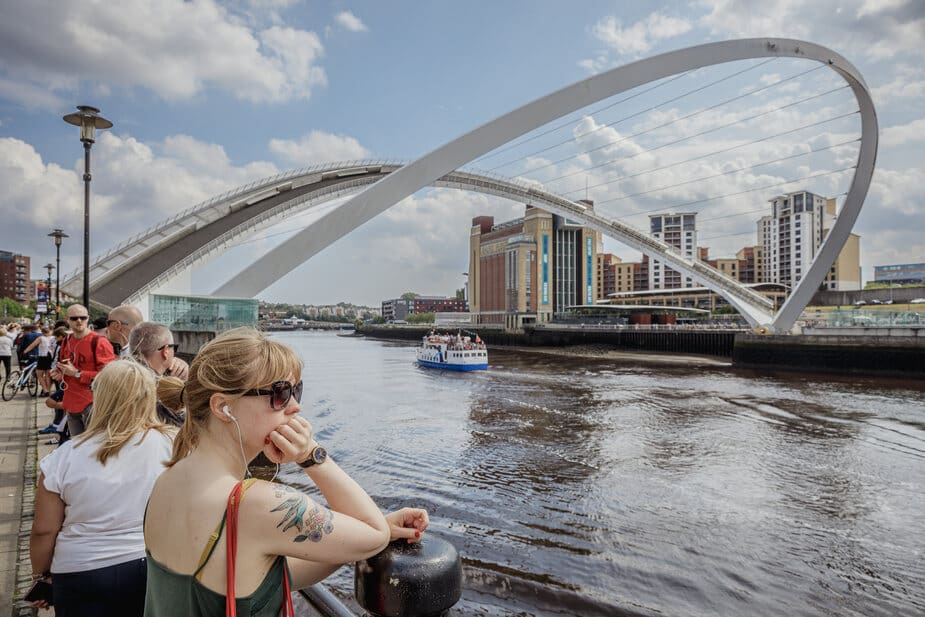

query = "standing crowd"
[[14, 304, 428, 616]]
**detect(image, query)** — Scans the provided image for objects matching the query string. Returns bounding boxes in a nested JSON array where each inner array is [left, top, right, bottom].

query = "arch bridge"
[[62, 38, 877, 333]]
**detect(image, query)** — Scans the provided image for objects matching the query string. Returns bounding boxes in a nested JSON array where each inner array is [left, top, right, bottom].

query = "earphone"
[[222, 404, 279, 482]]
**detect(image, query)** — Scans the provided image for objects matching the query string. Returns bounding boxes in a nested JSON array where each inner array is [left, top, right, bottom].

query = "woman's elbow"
[[358, 527, 390, 560], [30, 527, 58, 543]]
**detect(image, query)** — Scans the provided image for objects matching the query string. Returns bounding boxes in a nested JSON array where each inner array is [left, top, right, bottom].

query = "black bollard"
[[355, 535, 462, 617]]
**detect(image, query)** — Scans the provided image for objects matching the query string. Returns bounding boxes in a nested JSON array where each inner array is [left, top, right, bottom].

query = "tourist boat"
[[416, 331, 488, 371]]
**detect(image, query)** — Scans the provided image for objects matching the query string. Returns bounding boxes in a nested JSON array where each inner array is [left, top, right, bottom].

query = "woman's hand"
[[263, 415, 316, 465], [385, 508, 430, 543]]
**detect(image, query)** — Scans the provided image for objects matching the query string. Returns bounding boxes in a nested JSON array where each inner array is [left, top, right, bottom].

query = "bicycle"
[[2, 360, 39, 401]]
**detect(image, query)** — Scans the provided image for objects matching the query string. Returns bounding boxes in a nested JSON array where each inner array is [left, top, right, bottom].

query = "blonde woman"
[[29, 360, 175, 616], [144, 328, 428, 616]]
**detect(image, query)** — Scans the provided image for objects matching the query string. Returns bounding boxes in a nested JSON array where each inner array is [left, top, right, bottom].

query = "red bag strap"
[[225, 481, 243, 617], [225, 480, 295, 617]]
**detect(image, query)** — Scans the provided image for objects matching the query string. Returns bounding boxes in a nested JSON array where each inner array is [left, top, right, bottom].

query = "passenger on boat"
[[144, 328, 429, 616]]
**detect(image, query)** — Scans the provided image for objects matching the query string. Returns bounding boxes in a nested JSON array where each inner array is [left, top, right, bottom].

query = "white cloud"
[[334, 11, 368, 33], [591, 12, 692, 57], [0, 133, 279, 267], [0, 138, 83, 229], [268, 130, 370, 165], [0, 76, 67, 111], [880, 118, 925, 147], [0, 0, 327, 104], [699, 0, 924, 62], [871, 64, 925, 107]]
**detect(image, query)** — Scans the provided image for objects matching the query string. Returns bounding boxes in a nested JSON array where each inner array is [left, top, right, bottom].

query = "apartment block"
[[0, 250, 30, 304], [649, 212, 697, 289]]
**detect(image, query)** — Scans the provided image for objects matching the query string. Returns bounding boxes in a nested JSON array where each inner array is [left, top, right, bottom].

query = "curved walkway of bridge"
[[64, 161, 778, 325], [63, 38, 877, 333]]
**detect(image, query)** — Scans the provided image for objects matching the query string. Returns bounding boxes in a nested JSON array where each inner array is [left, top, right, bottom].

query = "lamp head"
[[48, 229, 69, 247], [63, 105, 113, 143]]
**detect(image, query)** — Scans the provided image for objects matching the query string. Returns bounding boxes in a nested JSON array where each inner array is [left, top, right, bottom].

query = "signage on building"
[[542, 235, 549, 305], [586, 236, 593, 304]]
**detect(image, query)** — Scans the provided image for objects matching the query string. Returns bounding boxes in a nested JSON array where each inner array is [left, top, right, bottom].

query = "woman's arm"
[[29, 473, 65, 578], [247, 461, 389, 565], [244, 415, 389, 572], [286, 507, 430, 589]]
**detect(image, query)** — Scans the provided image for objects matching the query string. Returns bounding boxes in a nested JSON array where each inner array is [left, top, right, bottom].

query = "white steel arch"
[[217, 38, 877, 333]]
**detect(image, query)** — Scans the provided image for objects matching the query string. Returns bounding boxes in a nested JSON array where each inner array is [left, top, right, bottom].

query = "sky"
[[0, 0, 923, 307]]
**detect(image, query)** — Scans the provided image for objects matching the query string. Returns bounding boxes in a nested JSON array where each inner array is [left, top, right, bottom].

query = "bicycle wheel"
[[2, 373, 20, 401], [27, 372, 39, 397]]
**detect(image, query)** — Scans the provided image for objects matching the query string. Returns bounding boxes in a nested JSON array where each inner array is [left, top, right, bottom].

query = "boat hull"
[[417, 358, 488, 371]]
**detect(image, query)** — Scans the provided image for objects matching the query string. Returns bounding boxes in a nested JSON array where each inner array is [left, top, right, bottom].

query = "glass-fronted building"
[[150, 294, 258, 332]]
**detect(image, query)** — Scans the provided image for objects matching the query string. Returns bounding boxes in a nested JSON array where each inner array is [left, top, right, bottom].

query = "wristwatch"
[[74, 370, 82, 379], [297, 445, 327, 468]]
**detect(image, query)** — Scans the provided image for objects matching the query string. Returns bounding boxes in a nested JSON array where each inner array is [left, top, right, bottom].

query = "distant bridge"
[[62, 38, 876, 333]]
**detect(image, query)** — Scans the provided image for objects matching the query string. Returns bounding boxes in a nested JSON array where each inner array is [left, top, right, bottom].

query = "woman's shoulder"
[[239, 480, 322, 533]]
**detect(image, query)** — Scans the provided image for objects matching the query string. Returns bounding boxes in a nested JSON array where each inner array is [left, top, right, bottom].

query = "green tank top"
[[144, 552, 288, 616], [144, 481, 290, 617]]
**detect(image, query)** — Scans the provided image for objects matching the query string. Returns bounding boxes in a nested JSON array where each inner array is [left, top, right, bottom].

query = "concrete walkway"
[[0, 388, 57, 617]]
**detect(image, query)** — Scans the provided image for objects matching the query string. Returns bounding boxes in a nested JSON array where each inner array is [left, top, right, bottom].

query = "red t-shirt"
[[58, 332, 116, 413]]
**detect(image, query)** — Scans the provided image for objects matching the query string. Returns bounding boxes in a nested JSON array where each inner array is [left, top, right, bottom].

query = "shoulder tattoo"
[[271, 485, 335, 543]]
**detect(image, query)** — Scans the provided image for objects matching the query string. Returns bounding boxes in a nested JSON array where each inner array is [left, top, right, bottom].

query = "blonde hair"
[[157, 327, 302, 467], [76, 360, 170, 464]]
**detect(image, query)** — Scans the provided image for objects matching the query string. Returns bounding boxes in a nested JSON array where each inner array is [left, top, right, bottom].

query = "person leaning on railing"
[[144, 328, 429, 617]]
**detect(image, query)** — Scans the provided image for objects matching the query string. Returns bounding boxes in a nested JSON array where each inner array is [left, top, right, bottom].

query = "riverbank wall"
[[359, 325, 925, 377], [359, 325, 738, 357], [733, 334, 925, 378]]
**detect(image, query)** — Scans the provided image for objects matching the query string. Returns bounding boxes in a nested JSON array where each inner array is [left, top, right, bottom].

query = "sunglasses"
[[237, 380, 303, 410], [157, 343, 180, 352], [68, 315, 89, 322], [108, 319, 129, 327]]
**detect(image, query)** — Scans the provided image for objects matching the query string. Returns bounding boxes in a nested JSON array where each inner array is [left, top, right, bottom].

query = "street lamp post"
[[47, 228, 68, 314], [44, 263, 54, 321], [62, 106, 112, 308]]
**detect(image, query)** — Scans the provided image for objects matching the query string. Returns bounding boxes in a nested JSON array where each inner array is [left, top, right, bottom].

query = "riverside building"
[[758, 192, 860, 291], [469, 202, 601, 329], [649, 212, 698, 290], [0, 250, 30, 304]]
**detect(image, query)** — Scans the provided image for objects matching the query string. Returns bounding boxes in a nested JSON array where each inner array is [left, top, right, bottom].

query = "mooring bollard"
[[355, 535, 462, 617]]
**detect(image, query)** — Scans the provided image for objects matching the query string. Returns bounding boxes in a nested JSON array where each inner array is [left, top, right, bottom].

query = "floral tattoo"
[[271, 485, 334, 543]]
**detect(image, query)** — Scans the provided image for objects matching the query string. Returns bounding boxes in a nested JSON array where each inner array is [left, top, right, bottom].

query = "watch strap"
[[297, 445, 326, 468]]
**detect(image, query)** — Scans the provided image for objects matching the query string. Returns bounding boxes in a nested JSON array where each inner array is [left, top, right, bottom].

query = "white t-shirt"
[[0, 335, 11, 356], [37, 335, 54, 356], [40, 429, 173, 573]]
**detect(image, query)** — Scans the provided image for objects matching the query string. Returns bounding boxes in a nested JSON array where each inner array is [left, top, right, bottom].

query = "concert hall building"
[[468, 201, 601, 329]]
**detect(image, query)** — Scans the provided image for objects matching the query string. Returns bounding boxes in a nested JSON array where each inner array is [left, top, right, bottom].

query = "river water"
[[275, 331, 925, 617]]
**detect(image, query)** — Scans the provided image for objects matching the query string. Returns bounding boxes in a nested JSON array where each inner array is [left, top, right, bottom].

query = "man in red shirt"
[[50, 304, 116, 437]]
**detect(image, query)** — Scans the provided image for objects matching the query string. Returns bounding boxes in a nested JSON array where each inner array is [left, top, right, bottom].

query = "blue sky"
[[1, 0, 923, 306]]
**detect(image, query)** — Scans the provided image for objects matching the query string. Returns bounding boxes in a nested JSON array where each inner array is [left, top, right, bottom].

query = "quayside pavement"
[[0, 391, 55, 617], [0, 393, 329, 617]]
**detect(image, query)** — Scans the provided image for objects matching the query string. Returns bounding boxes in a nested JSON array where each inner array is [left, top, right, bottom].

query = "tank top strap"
[[192, 478, 261, 581]]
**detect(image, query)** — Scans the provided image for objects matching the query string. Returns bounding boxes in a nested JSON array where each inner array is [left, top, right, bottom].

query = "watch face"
[[313, 446, 327, 464]]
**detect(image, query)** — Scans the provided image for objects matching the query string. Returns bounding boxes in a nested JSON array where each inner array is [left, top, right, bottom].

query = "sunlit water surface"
[[275, 331, 925, 617]]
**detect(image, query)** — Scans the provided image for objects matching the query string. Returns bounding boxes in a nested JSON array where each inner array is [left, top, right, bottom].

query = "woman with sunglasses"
[[144, 328, 428, 616]]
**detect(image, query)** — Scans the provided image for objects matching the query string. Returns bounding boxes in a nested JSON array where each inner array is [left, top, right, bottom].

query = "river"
[[274, 331, 925, 617]]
